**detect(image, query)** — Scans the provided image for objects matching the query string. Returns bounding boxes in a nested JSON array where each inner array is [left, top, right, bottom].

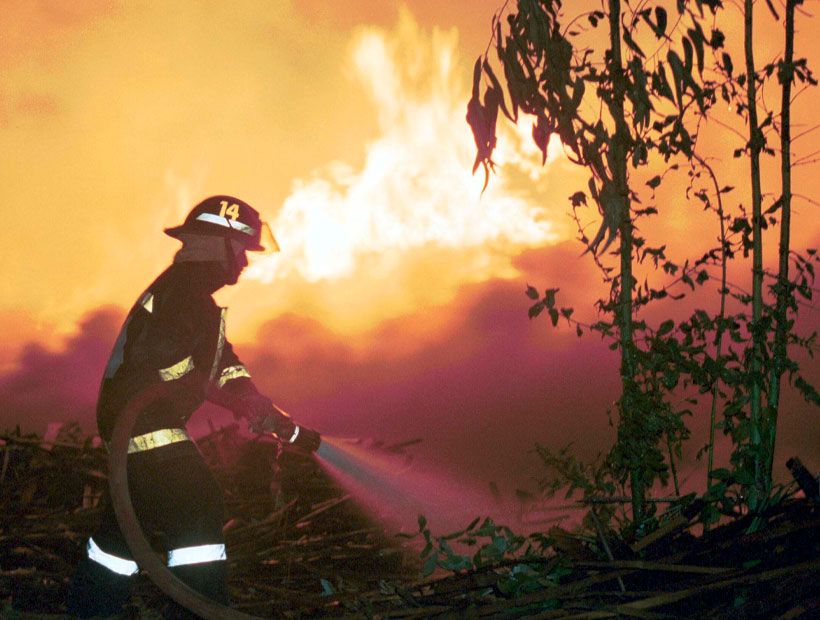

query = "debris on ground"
[[2, 423, 819, 619], [0, 422, 418, 619]]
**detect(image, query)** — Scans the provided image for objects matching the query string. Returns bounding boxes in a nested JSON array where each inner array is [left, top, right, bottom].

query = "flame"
[[246, 8, 559, 286]]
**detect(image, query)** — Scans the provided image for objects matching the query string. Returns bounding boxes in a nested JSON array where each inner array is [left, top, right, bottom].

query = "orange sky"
[[0, 0, 580, 348], [1, 1, 818, 504], [2, 1, 817, 342]]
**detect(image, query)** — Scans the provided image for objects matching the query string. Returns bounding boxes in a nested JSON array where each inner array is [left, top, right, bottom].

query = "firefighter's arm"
[[208, 344, 320, 451]]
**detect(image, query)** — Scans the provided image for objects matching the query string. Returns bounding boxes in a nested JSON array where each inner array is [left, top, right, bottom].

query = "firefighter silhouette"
[[66, 196, 320, 618]]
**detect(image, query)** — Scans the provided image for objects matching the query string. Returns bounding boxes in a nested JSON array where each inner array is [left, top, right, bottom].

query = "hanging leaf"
[[723, 52, 734, 77], [655, 7, 668, 37], [623, 27, 645, 58], [467, 58, 487, 174], [533, 113, 551, 164], [653, 62, 676, 102], [466, 57, 500, 193], [483, 86, 500, 134], [466, 94, 487, 174], [483, 58, 514, 121], [471, 56, 481, 100], [642, 6, 668, 39], [687, 26, 706, 75], [682, 36, 694, 74], [570, 76, 586, 110], [667, 50, 686, 110]]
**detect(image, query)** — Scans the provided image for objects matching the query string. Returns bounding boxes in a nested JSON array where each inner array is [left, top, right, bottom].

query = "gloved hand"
[[232, 391, 288, 434], [242, 396, 321, 452]]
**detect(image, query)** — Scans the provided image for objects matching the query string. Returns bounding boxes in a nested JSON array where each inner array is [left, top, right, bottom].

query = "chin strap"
[[223, 234, 239, 281]]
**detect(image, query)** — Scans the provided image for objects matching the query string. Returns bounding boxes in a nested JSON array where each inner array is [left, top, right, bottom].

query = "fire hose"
[[108, 383, 318, 619]]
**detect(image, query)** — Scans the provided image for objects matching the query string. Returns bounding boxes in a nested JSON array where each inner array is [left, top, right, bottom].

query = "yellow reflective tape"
[[127, 428, 190, 454], [158, 355, 194, 381], [216, 365, 251, 388], [209, 309, 227, 383]]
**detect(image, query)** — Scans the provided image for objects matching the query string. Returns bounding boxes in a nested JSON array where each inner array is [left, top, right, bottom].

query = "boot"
[[65, 556, 132, 618], [162, 561, 230, 619]]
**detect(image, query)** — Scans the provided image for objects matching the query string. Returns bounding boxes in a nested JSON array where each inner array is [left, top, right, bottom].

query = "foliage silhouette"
[[467, 0, 818, 533]]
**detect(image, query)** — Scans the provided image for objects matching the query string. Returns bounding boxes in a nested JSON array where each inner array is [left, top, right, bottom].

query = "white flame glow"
[[246, 8, 558, 285]]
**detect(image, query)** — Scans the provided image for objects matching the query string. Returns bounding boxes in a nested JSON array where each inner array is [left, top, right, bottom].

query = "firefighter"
[[65, 195, 320, 618]]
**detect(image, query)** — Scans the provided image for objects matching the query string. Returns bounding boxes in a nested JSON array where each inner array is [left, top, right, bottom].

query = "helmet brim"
[[164, 225, 273, 253], [164, 226, 186, 240]]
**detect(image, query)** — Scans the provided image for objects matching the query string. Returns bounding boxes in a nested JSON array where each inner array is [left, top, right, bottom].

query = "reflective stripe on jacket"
[[96, 262, 253, 441]]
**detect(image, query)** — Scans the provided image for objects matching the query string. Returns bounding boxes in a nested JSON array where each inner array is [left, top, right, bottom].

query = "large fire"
[[245, 9, 561, 288]]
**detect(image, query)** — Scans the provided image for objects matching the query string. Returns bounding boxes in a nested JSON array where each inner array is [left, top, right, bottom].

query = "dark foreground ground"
[[2, 424, 819, 619]]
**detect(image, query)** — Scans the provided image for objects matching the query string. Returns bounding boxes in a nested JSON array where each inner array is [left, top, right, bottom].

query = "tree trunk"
[[744, 0, 766, 505], [766, 0, 797, 480], [607, 0, 642, 522], [694, 155, 727, 500]]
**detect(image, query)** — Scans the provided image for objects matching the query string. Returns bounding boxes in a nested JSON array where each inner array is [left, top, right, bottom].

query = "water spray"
[[313, 435, 503, 537]]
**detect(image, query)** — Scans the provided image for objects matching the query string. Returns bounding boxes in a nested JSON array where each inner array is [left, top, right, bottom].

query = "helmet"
[[164, 195, 279, 253]]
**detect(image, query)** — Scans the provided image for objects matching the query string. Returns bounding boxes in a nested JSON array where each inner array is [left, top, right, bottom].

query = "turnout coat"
[[97, 262, 256, 442]]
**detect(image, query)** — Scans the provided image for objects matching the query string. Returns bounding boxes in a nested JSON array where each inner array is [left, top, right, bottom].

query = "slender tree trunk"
[[695, 155, 727, 501], [766, 0, 797, 479], [607, 0, 642, 522], [744, 0, 766, 505]]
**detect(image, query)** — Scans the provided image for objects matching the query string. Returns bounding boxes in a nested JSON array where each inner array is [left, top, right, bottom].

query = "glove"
[[233, 391, 291, 436], [255, 417, 321, 453], [245, 399, 321, 453]]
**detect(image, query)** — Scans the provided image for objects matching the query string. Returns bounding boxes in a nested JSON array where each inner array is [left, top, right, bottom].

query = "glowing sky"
[[1, 1, 818, 507], [0, 0, 577, 346]]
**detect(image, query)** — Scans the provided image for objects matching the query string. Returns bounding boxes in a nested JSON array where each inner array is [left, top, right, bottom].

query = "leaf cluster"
[[467, 0, 724, 255], [468, 0, 819, 536], [402, 514, 570, 593]]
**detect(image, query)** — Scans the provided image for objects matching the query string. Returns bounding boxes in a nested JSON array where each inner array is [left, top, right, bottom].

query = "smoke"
[[235, 243, 623, 497], [0, 244, 621, 498], [0, 307, 121, 434], [1, 242, 816, 511]]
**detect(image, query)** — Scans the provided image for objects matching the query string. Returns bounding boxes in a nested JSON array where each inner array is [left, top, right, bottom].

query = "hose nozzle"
[[287, 425, 322, 453]]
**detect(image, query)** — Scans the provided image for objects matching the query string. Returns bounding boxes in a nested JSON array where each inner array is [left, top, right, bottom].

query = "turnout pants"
[[66, 432, 229, 618]]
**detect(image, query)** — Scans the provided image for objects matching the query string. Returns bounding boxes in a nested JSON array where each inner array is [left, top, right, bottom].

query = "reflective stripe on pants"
[[87, 539, 227, 574], [167, 543, 227, 567], [87, 537, 139, 576]]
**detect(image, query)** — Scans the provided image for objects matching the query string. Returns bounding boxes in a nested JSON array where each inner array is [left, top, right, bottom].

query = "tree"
[[468, 0, 722, 525], [468, 0, 819, 530]]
